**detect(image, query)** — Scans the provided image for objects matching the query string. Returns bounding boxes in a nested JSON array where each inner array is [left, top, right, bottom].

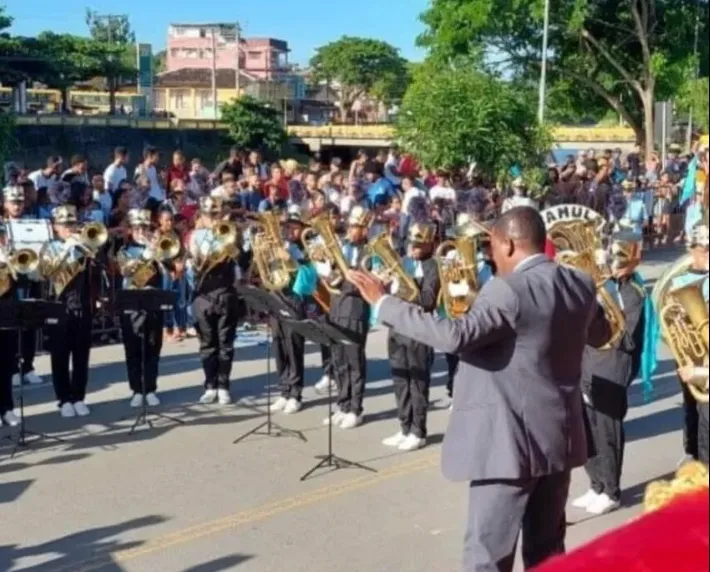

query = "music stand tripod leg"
[[233, 330, 306, 444]]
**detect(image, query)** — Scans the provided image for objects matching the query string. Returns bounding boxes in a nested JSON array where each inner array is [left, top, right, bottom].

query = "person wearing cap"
[[573, 231, 650, 515], [0, 222, 20, 427], [2, 185, 44, 387], [501, 178, 537, 213], [618, 179, 648, 235], [381, 197, 441, 451], [670, 222, 709, 465], [320, 204, 374, 429], [268, 205, 319, 415], [43, 205, 95, 418], [189, 196, 246, 406], [116, 208, 166, 408]]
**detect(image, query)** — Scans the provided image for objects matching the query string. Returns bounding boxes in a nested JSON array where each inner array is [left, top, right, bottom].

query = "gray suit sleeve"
[[378, 277, 518, 354]]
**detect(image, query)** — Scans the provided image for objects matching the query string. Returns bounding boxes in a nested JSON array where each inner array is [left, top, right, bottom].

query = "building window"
[[170, 49, 179, 58], [172, 90, 188, 110], [248, 51, 261, 61], [199, 91, 214, 109], [199, 28, 207, 38]]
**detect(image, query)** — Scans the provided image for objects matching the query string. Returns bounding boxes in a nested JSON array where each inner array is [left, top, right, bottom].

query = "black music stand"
[[115, 289, 184, 434], [0, 299, 66, 457], [285, 318, 377, 481], [233, 284, 306, 444]]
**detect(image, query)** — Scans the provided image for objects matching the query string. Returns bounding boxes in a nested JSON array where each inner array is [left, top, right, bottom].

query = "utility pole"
[[235, 23, 242, 97], [537, 0, 551, 124], [94, 13, 128, 115], [686, 0, 701, 151], [211, 27, 218, 120]]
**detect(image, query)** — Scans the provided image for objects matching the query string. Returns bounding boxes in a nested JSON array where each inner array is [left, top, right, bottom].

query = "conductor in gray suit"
[[348, 207, 611, 572]]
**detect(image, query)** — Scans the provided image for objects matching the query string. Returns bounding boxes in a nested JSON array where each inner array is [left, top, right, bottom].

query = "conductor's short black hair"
[[492, 206, 547, 253]]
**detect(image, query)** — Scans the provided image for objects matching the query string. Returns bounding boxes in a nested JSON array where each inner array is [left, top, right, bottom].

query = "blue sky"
[[3, 0, 430, 64]]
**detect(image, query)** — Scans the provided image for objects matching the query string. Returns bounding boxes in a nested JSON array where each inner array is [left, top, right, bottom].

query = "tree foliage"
[[418, 0, 709, 154], [310, 36, 409, 120], [396, 64, 551, 182], [678, 77, 710, 134], [220, 96, 287, 154]]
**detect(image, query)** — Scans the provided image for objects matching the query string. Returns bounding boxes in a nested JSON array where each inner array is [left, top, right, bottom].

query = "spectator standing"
[[103, 147, 128, 193], [166, 150, 190, 193]]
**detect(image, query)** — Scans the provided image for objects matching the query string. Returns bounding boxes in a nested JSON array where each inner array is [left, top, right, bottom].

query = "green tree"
[[34, 33, 98, 112], [310, 36, 409, 121], [678, 77, 710, 134], [396, 64, 551, 183], [220, 96, 287, 155], [85, 10, 136, 115], [0, 7, 51, 84], [153, 50, 167, 74], [418, 0, 709, 155]]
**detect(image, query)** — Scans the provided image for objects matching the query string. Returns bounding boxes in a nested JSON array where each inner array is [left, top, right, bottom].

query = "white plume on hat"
[[688, 221, 709, 248]]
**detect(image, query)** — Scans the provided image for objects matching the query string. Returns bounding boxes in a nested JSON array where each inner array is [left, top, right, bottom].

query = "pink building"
[[166, 23, 289, 79]]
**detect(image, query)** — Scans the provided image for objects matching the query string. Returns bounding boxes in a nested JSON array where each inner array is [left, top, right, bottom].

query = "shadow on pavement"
[[626, 406, 683, 443], [184, 554, 255, 572], [0, 514, 166, 572]]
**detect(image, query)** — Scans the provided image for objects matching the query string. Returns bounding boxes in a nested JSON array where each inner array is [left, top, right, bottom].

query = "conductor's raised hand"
[[346, 270, 386, 305]]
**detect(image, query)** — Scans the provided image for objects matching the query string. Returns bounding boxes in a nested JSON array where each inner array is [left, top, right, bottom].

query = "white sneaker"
[[12, 373, 21, 387], [73, 401, 90, 417], [24, 370, 43, 385], [217, 389, 232, 405], [2, 411, 20, 427], [339, 412, 363, 430], [323, 410, 345, 426], [398, 433, 426, 451], [130, 393, 144, 408], [283, 398, 302, 415], [145, 393, 161, 407], [382, 431, 408, 447], [199, 389, 218, 405], [586, 493, 620, 515], [314, 375, 337, 395], [60, 402, 76, 418], [572, 489, 600, 509], [269, 396, 288, 412]]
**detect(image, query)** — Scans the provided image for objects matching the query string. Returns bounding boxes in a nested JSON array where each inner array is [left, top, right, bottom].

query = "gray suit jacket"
[[378, 255, 610, 482]]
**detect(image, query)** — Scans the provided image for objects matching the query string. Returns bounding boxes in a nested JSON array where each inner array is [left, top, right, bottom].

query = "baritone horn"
[[435, 236, 480, 319], [659, 277, 709, 403], [361, 232, 419, 302], [9, 248, 40, 275], [248, 212, 296, 291], [80, 222, 108, 253], [154, 231, 182, 262], [301, 213, 349, 294]]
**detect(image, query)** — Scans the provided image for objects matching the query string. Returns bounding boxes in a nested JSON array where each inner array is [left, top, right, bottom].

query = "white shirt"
[[402, 187, 425, 212], [384, 155, 401, 186], [28, 169, 56, 191], [429, 185, 456, 202], [502, 195, 537, 213], [93, 189, 113, 218], [136, 164, 165, 202], [103, 162, 127, 193]]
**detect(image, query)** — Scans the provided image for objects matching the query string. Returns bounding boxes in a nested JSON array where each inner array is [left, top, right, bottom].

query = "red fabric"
[[179, 204, 198, 221], [534, 490, 709, 572], [545, 238, 557, 260], [399, 154, 420, 178], [166, 164, 190, 192], [261, 179, 288, 201]]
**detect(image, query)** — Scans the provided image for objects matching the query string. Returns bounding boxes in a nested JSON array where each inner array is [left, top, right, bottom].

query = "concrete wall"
[[10, 124, 231, 171]]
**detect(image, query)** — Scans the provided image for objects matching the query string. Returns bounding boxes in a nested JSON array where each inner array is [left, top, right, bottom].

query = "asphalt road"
[[0, 247, 689, 572]]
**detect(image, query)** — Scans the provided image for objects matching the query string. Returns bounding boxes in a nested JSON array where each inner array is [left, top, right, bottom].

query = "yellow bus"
[[0, 87, 61, 112]]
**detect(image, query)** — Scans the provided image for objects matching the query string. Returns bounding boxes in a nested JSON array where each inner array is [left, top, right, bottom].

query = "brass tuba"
[[657, 259, 709, 404], [301, 212, 350, 294], [248, 212, 297, 291], [435, 236, 481, 319], [361, 232, 419, 303], [550, 219, 626, 350]]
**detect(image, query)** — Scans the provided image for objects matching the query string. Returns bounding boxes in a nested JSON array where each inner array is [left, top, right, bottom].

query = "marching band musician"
[[443, 191, 494, 405], [0, 223, 20, 427], [269, 205, 319, 415], [321, 204, 373, 429], [117, 209, 166, 408], [672, 222, 709, 465], [573, 231, 651, 515], [382, 197, 440, 451], [189, 197, 247, 406], [2, 185, 43, 386], [42, 206, 97, 418]]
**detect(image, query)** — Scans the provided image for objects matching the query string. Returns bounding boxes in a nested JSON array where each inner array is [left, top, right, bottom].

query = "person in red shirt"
[[262, 164, 289, 202], [166, 150, 190, 193]]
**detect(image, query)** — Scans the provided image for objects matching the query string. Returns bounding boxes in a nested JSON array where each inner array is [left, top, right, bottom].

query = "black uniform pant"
[[329, 316, 368, 416], [388, 335, 433, 438], [321, 345, 333, 378], [680, 381, 700, 459], [193, 289, 238, 390], [47, 315, 92, 405], [120, 310, 163, 394], [583, 380, 629, 502], [446, 353, 459, 398], [698, 401, 709, 465], [20, 328, 37, 376], [0, 330, 17, 415], [272, 313, 305, 401]]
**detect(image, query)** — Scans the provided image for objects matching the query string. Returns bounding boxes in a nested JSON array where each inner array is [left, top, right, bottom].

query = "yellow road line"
[[65, 453, 439, 572]]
